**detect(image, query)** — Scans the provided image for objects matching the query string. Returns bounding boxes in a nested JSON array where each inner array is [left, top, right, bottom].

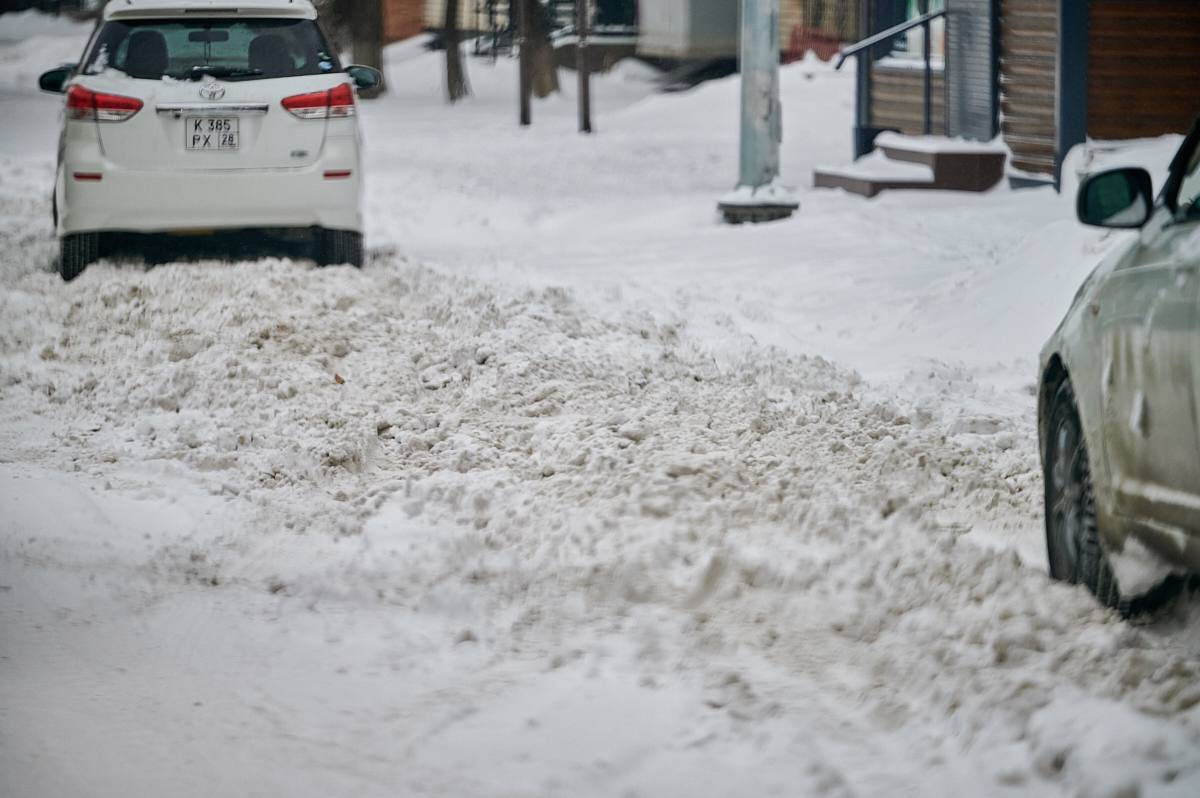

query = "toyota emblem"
[[199, 83, 226, 101]]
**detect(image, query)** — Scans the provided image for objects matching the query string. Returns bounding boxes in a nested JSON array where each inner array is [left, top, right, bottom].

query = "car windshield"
[[81, 18, 339, 81]]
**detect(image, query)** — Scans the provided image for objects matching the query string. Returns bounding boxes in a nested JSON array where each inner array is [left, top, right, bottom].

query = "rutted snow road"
[[2, 18, 1200, 797], [3, 245, 1199, 795]]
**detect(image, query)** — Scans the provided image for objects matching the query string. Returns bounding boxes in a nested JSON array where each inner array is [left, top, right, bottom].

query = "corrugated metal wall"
[[780, 1, 859, 43], [998, 0, 1057, 176], [781, 0, 858, 60], [945, 0, 995, 140], [1087, 0, 1200, 140]]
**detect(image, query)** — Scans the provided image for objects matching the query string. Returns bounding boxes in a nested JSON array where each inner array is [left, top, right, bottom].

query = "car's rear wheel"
[[1044, 379, 1181, 615], [315, 228, 363, 268], [59, 232, 99, 282]]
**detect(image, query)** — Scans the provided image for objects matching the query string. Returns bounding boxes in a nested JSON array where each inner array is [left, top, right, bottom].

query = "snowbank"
[[0, 9, 93, 40], [0, 10, 91, 92]]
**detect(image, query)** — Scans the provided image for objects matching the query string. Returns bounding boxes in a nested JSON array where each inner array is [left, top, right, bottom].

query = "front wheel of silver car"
[[1045, 380, 1094, 584], [1043, 379, 1181, 616]]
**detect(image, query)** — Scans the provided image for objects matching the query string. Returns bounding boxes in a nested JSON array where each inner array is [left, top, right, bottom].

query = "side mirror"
[[39, 66, 74, 94], [1077, 167, 1154, 229], [346, 64, 382, 92]]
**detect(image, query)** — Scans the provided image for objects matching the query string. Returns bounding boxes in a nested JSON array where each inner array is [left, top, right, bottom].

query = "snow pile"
[[4, 234, 1199, 793], [359, 50, 1184, 424], [0, 9, 93, 40], [0, 11, 91, 92]]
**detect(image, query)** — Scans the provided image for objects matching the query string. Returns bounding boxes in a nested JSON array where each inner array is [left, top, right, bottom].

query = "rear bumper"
[[58, 141, 362, 235]]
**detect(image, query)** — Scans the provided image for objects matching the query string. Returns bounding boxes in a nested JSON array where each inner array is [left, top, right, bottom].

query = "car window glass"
[[82, 18, 339, 81]]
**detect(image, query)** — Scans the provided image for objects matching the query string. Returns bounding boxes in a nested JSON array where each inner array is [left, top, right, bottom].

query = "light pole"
[[718, 0, 798, 224]]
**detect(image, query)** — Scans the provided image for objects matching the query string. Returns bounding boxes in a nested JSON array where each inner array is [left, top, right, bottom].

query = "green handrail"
[[834, 9, 946, 70], [837, 8, 947, 147]]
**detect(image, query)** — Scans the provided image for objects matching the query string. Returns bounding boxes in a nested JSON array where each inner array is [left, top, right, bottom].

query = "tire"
[[59, 232, 99, 282], [1043, 379, 1181, 616], [315, 228, 363, 268]]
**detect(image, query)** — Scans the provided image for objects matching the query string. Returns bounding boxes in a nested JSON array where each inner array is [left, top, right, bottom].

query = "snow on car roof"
[[104, 0, 317, 20]]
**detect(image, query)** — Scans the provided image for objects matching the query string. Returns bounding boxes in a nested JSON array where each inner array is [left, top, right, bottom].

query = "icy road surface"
[[2, 17, 1199, 797]]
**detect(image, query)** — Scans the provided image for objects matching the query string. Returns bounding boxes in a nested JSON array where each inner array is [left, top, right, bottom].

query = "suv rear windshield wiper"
[[182, 66, 264, 81]]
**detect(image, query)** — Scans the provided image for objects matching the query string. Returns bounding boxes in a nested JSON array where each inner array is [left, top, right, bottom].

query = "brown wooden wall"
[[384, 0, 426, 42], [870, 65, 946, 135], [1087, 1, 1200, 140], [999, 0, 1058, 176]]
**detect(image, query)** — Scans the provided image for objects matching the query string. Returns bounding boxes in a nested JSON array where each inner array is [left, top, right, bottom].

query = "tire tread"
[[59, 233, 99, 281], [315, 229, 363, 268]]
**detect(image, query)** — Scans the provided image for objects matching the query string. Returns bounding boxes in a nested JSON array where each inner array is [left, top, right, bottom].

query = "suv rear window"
[[82, 18, 340, 81]]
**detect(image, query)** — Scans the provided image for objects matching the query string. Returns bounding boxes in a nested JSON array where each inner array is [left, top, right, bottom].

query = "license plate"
[[185, 116, 239, 151]]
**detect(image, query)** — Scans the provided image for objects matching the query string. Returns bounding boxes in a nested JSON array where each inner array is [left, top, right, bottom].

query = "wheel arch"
[[1038, 354, 1070, 465]]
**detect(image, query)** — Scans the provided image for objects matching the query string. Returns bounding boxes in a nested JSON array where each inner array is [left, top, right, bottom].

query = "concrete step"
[[813, 150, 936, 198], [814, 134, 1008, 197]]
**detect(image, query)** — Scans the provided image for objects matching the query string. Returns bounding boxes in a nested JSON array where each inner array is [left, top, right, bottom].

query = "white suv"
[[38, 0, 379, 280]]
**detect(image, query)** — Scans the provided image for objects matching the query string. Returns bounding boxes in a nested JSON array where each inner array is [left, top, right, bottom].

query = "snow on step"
[[814, 149, 935, 183], [814, 134, 1007, 198], [874, 131, 1009, 155]]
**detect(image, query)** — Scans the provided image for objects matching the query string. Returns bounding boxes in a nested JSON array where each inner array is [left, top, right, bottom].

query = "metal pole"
[[853, 0, 873, 158], [718, 0, 797, 223], [576, 0, 592, 133], [943, 2, 951, 136], [737, 0, 779, 189], [517, 0, 531, 126], [922, 18, 932, 135]]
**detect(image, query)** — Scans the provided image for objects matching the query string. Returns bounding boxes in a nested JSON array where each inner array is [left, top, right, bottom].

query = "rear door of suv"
[[77, 12, 344, 173]]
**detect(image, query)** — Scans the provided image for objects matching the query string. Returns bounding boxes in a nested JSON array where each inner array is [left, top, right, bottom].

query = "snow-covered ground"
[[2, 16, 1199, 797]]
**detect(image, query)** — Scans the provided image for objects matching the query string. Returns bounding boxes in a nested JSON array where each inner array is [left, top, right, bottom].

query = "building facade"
[[851, 0, 1200, 183], [635, 0, 859, 61], [384, 0, 425, 41]]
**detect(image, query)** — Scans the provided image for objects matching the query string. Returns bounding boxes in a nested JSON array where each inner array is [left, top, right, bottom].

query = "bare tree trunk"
[[517, 0, 532, 125], [444, 0, 471, 101], [347, 0, 386, 98], [528, 0, 559, 98], [576, 0, 591, 132], [314, 0, 348, 54]]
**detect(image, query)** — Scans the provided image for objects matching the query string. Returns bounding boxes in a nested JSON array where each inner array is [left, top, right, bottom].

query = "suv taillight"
[[281, 83, 355, 119], [67, 85, 143, 122]]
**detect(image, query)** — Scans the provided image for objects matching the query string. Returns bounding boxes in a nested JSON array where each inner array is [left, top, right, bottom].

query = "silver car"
[[1039, 120, 1200, 614]]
